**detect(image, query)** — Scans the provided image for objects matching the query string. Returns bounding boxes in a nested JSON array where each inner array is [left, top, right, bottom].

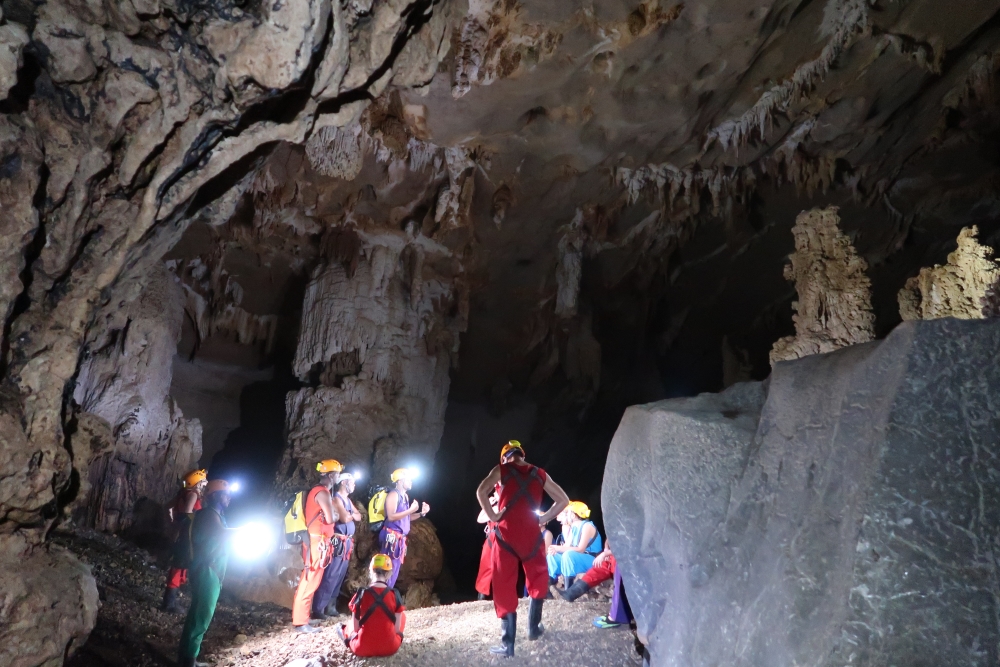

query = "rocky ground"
[[56, 527, 642, 667]]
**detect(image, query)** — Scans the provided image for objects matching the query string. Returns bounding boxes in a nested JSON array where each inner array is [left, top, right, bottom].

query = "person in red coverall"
[[337, 554, 407, 657], [475, 489, 500, 599], [162, 469, 208, 613], [476, 440, 569, 657]]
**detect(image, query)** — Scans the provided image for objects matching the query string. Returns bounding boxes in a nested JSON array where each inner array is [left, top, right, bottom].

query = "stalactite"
[[706, 0, 873, 153]]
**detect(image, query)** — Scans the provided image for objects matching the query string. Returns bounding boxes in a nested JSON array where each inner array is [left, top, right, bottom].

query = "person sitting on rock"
[[291, 459, 342, 634], [475, 488, 500, 600], [552, 540, 633, 629], [337, 554, 406, 657], [162, 468, 207, 614], [311, 470, 362, 619], [546, 501, 602, 589], [379, 467, 429, 588], [177, 479, 236, 667]]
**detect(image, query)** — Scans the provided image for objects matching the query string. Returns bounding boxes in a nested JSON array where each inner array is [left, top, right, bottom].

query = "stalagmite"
[[898, 226, 1000, 321], [770, 207, 875, 365]]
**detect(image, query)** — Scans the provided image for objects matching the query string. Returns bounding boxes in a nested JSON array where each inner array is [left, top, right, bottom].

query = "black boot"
[[477, 592, 487, 600], [558, 579, 591, 602], [489, 612, 516, 657], [177, 656, 208, 667], [565, 575, 575, 588], [527, 598, 544, 640], [161, 588, 182, 614]]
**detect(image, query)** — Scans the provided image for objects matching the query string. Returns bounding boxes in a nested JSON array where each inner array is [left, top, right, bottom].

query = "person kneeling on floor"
[[547, 500, 602, 589], [337, 554, 407, 657], [553, 540, 633, 629]]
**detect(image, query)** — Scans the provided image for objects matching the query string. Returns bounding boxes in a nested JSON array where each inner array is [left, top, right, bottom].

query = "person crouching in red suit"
[[337, 554, 407, 657]]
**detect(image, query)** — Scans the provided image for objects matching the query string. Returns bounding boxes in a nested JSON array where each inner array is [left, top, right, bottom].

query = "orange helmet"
[[316, 459, 343, 474], [500, 440, 523, 462], [204, 479, 231, 496], [371, 554, 394, 572], [184, 469, 207, 488]]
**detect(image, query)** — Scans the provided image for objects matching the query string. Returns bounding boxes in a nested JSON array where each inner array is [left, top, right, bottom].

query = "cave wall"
[[72, 264, 201, 534]]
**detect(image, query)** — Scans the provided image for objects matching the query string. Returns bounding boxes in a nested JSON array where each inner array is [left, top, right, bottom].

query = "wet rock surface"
[[605, 318, 1000, 666]]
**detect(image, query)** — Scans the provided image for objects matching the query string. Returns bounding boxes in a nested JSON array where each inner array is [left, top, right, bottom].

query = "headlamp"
[[231, 521, 273, 561]]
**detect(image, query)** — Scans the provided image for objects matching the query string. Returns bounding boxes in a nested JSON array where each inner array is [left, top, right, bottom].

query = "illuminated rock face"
[[899, 226, 1000, 321], [605, 318, 1000, 667]]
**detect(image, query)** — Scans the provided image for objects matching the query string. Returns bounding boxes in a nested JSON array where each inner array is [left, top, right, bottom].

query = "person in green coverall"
[[177, 479, 235, 667]]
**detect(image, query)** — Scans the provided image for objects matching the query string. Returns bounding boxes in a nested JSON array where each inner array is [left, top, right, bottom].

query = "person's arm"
[[350, 500, 362, 522], [317, 488, 336, 524], [593, 542, 612, 566], [537, 474, 569, 526], [179, 490, 198, 514], [567, 523, 598, 554], [476, 466, 505, 522], [331, 494, 350, 523], [385, 491, 421, 521]]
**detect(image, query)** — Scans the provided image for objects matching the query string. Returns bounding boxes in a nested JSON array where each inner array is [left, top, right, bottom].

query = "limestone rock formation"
[[898, 226, 1000, 320], [72, 265, 202, 533], [770, 207, 874, 365], [605, 318, 1000, 666], [0, 537, 99, 667], [280, 235, 467, 488]]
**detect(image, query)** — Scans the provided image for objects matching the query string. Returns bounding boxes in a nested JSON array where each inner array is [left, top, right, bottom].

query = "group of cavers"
[[161, 440, 632, 666]]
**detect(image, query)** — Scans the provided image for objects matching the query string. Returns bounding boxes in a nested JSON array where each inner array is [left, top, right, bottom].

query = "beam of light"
[[231, 521, 273, 561], [407, 467, 421, 480], [352, 470, 363, 481], [229, 481, 242, 493]]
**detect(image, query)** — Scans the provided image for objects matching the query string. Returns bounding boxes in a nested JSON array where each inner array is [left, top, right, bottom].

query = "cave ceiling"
[[161, 0, 1000, 405]]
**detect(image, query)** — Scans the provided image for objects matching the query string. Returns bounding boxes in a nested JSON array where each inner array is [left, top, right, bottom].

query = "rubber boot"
[[558, 579, 591, 602], [177, 657, 209, 667], [477, 592, 487, 600], [489, 612, 516, 657], [565, 575, 575, 588], [527, 598, 544, 640], [161, 588, 182, 614]]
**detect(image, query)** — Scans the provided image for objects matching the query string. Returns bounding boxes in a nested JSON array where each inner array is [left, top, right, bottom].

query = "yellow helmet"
[[316, 459, 343, 474], [183, 469, 207, 488], [500, 440, 524, 462], [390, 468, 417, 483], [567, 501, 591, 519], [371, 554, 394, 572]]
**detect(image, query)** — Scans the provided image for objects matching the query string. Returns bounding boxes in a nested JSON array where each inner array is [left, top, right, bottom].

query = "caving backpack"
[[367, 486, 387, 533], [282, 491, 308, 545]]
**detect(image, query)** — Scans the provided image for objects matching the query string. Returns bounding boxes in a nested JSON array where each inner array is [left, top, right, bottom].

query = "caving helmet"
[[316, 459, 343, 474], [184, 469, 208, 488], [500, 440, 524, 462], [371, 554, 394, 572], [566, 501, 591, 519], [390, 468, 418, 483], [204, 479, 232, 496]]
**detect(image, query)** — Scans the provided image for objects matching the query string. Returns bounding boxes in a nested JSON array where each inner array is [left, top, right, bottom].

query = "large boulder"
[[604, 318, 1000, 667], [0, 535, 99, 667]]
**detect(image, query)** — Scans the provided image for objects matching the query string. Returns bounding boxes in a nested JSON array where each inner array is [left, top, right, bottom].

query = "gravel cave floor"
[[55, 528, 642, 667]]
